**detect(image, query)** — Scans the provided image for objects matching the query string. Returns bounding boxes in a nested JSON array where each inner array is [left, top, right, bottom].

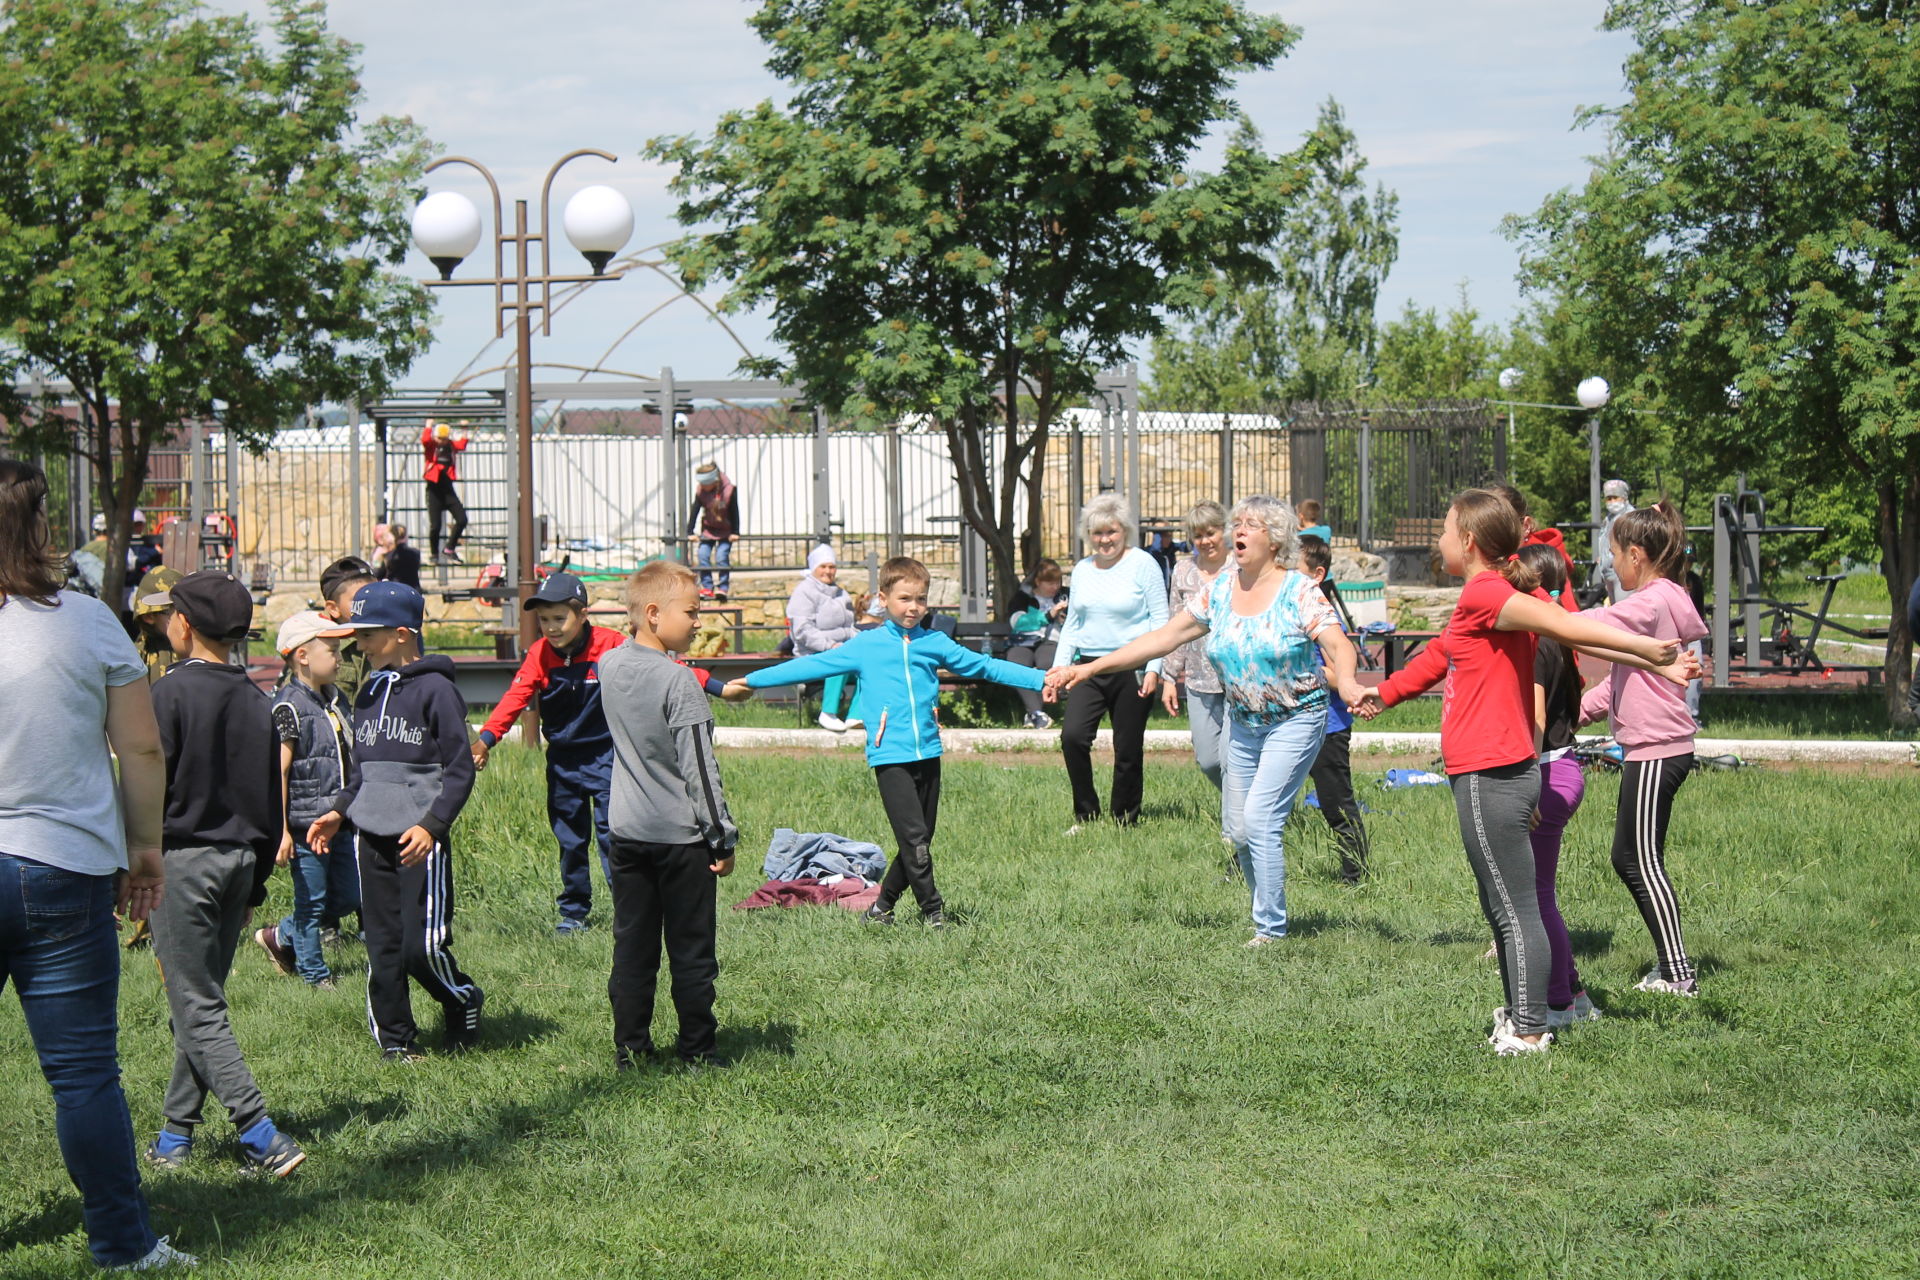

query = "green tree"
[[1510, 0, 1920, 722], [1370, 287, 1502, 402], [1148, 100, 1399, 408], [646, 0, 1310, 608], [0, 0, 434, 606]]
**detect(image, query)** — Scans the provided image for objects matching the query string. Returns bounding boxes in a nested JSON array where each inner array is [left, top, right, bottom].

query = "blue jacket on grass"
[[745, 620, 1045, 767]]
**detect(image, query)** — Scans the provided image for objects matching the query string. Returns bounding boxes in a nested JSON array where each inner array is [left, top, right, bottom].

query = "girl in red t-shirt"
[[1354, 490, 1692, 1055]]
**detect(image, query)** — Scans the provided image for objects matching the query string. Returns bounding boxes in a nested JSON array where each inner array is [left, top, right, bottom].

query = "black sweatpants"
[[1611, 754, 1695, 983], [608, 838, 719, 1062], [1060, 667, 1152, 824], [359, 833, 481, 1052], [1308, 727, 1370, 880], [425, 478, 467, 557], [874, 759, 942, 915]]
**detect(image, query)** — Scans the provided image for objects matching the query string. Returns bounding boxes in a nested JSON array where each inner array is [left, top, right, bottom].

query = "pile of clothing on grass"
[[733, 828, 888, 913]]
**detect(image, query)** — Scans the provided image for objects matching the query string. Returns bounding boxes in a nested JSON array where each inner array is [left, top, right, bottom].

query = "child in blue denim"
[[255, 611, 359, 989]]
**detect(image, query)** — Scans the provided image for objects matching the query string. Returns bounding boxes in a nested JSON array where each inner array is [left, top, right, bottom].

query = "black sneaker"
[[443, 988, 485, 1053], [923, 910, 949, 929], [242, 1130, 306, 1179], [143, 1134, 192, 1169], [615, 1042, 658, 1072], [862, 902, 895, 925], [382, 1044, 428, 1065]]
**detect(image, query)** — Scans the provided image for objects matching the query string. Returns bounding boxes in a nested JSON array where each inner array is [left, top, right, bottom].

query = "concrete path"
[[715, 726, 1917, 764]]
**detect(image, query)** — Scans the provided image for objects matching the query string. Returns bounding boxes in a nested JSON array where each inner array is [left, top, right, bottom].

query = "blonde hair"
[[626, 559, 698, 611], [1078, 493, 1136, 547], [1183, 500, 1227, 538], [1450, 489, 1540, 593], [1228, 495, 1300, 565]]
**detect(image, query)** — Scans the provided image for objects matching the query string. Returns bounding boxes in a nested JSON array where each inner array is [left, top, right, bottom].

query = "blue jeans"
[[696, 538, 732, 594], [0, 852, 157, 1267], [1222, 710, 1326, 939], [1187, 689, 1231, 840], [550, 752, 614, 922], [278, 831, 357, 984]]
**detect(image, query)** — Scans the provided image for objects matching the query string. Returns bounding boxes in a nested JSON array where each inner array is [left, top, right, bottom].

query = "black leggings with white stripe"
[[1610, 755, 1694, 984]]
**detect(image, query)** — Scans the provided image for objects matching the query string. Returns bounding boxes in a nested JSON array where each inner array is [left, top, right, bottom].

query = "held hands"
[[1335, 680, 1369, 716], [307, 811, 342, 855], [722, 679, 753, 701], [1042, 664, 1091, 703], [397, 825, 435, 867], [471, 739, 490, 771], [1348, 689, 1385, 721], [1654, 648, 1702, 688]]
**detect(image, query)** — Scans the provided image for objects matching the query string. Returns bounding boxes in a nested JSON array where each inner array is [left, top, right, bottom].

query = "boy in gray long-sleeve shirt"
[[599, 560, 737, 1069]]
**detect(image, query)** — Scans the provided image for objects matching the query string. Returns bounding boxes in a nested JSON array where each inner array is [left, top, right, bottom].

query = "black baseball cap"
[[150, 571, 255, 643], [320, 555, 378, 601], [524, 571, 589, 611]]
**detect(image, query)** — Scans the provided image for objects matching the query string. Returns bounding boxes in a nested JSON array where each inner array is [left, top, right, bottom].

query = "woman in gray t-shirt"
[[0, 458, 181, 1270]]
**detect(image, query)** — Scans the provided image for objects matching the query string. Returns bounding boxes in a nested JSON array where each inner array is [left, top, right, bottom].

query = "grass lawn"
[[3, 746, 1916, 1277]]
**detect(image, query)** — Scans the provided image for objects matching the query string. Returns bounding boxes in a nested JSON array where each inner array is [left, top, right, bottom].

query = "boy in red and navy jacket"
[[471, 573, 627, 933]]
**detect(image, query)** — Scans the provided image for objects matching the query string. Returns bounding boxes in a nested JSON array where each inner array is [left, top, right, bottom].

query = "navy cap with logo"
[[524, 571, 588, 611], [345, 580, 426, 631], [151, 571, 255, 643]]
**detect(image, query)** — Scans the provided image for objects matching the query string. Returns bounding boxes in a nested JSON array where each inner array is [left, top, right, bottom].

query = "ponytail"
[[1612, 500, 1687, 583], [1498, 556, 1542, 595]]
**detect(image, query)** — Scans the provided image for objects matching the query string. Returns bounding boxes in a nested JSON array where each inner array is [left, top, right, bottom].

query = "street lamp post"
[[409, 151, 633, 664], [1575, 376, 1612, 539]]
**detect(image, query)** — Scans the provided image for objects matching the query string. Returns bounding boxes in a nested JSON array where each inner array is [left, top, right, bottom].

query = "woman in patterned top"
[[1047, 496, 1364, 946]]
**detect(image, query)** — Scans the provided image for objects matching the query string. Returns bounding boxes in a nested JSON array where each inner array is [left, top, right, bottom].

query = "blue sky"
[[238, 0, 1635, 394]]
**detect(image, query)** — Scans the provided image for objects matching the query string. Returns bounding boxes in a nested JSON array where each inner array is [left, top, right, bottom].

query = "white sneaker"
[[1634, 970, 1699, 997], [1546, 990, 1604, 1029], [816, 713, 847, 732], [1488, 1006, 1516, 1044], [1064, 823, 1086, 836], [113, 1237, 200, 1271], [1244, 934, 1283, 949], [1023, 711, 1053, 730], [842, 717, 864, 729], [1489, 1027, 1552, 1056]]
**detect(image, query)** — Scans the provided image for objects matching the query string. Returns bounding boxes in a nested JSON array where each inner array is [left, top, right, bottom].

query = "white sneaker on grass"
[[1489, 1027, 1552, 1056], [817, 713, 847, 732], [1546, 990, 1604, 1029], [113, 1237, 199, 1271], [1244, 934, 1282, 949], [1635, 971, 1699, 997]]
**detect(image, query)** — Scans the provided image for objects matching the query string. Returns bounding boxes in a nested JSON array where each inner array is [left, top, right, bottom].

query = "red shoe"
[[698, 587, 715, 600]]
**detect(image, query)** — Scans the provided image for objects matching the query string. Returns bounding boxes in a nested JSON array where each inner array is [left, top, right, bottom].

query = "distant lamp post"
[[1575, 376, 1612, 536], [1497, 367, 1523, 454], [409, 151, 632, 668]]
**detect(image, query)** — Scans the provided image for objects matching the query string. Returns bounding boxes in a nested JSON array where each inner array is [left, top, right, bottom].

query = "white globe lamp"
[[411, 191, 483, 281], [562, 185, 634, 276], [1498, 367, 1524, 391], [1575, 376, 1611, 411]]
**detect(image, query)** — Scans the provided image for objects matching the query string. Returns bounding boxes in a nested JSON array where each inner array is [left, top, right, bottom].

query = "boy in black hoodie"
[[142, 571, 306, 1177], [308, 582, 483, 1060]]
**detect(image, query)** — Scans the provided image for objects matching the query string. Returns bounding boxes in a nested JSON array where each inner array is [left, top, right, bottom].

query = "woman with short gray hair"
[[1052, 496, 1168, 829]]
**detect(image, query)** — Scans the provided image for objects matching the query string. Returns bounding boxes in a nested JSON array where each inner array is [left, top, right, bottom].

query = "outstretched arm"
[[1044, 613, 1207, 694], [1497, 592, 1682, 680]]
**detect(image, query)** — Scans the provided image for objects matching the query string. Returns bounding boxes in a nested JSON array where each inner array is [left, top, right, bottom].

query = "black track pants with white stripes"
[[1609, 755, 1695, 984], [359, 832, 482, 1052]]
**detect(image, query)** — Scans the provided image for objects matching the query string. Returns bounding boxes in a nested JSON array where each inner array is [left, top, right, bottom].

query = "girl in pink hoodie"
[[1578, 502, 1708, 997]]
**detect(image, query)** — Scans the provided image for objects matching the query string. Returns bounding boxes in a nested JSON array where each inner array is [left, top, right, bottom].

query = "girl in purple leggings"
[[1516, 545, 1598, 1029]]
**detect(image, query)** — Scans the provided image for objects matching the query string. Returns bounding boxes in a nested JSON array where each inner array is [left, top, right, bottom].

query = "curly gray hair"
[[1229, 495, 1300, 565], [1078, 492, 1137, 547]]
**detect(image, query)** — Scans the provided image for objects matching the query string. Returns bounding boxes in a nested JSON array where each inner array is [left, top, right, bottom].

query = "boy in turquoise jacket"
[[728, 556, 1044, 926]]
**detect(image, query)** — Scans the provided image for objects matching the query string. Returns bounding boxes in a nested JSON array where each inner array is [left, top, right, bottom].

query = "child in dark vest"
[[308, 582, 483, 1060], [255, 611, 359, 989]]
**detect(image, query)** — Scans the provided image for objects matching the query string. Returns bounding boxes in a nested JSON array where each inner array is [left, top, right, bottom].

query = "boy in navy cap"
[[141, 571, 306, 1177], [470, 572, 626, 934], [308, 582, 484, 1060]]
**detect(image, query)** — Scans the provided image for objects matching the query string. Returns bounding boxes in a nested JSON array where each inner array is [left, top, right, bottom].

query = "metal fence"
[[29, 396, 1501, 605]]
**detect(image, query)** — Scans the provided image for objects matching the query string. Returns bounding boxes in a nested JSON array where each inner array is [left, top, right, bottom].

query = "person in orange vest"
[[420, 421, 470, 564]]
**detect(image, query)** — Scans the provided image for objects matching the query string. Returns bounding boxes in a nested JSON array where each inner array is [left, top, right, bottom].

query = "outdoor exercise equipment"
[[1707, 478, 1884, 687]]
